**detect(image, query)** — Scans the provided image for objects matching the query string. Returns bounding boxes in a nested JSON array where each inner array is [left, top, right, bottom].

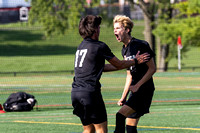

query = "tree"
[[28, 0, 84, 37], [153, 0, 174, 72], [130, 0, 157, 52], [153, 0, 200, 71]]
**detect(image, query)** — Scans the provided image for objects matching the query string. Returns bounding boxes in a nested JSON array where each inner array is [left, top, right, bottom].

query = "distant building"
[[0, 0, 31, 23], [131, 5, 144, 20]]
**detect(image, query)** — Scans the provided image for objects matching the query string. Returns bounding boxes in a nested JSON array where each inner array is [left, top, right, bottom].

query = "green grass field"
[[0, 72, 200, 133]]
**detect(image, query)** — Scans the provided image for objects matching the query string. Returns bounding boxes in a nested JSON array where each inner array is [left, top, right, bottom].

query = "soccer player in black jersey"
[[113, 15, 156, 133], [71, 15, 150, 133]]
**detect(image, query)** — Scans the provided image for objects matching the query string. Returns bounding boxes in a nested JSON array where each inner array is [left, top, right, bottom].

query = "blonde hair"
[[113, 15, 134, 35]]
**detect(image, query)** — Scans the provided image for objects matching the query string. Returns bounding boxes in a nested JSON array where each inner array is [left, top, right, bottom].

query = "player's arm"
[[129, 58, 156, 93], [104, 61, 118, 72], [104, 56, 134, 71], [104, 51, 149, 72], [118, 70, 132, 106]]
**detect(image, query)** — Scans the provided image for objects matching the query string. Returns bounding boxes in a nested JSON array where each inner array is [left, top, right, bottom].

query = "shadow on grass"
[[0, 30, 77, 56], [34, 107, 73, 112], [0, 30, 43, 42], [0, 44, 77, 56]]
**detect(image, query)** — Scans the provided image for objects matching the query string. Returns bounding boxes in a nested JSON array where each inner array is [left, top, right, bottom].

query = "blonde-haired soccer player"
[[113, 15, 156, 133]]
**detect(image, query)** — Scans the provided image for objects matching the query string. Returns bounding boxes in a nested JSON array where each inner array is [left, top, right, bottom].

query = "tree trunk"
[[156, 4, 173, 72], [138, 0, 156, 61], [157, 43, 169, 72], [143, 13, 155, 52]]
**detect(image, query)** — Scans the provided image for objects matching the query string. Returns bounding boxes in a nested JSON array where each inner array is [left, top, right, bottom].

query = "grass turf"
[[0, 72, 200, 133]]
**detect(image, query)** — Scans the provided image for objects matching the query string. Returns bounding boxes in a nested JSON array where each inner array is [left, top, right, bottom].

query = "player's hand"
[[129, 85, 139, 93], [135, 51, 150, 64], [117, 98, 126, 106]]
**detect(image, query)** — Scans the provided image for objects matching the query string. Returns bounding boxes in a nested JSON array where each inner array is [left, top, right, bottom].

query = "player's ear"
[[125, 28, 130, 34]]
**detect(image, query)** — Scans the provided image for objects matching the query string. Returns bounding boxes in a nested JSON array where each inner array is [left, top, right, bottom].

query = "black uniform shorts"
[[125, 86, 155, 119], [71, 91, 107, 125]]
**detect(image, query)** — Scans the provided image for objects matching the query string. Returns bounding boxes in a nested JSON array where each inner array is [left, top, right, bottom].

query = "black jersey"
[[72, 38, 115, 92], [122, 38, 155, 85]]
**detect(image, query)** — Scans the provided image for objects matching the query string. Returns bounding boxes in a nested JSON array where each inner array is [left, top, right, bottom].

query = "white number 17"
[[75, 49, 88, 68]]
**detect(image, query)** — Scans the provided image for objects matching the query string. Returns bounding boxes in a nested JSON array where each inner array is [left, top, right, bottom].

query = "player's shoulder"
[[98, 40, 107, 45], [96, 40, 110, 49], [132, 38, 149, 46], [81, 38, 107, 49], [85, 38, 107, 45]]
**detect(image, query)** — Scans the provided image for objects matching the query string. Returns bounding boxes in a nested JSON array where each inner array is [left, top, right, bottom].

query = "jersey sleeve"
[[102, 43, 115, 61], [140, 42, 155, 60]]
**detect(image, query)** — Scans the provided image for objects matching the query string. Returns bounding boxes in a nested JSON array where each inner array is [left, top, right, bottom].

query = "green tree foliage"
[[174, 0, 200, 16], [154, 0, 200, 46], [28, 0, 84, 37], [153, 0, 200, 61], [153, 17, 200, 61]]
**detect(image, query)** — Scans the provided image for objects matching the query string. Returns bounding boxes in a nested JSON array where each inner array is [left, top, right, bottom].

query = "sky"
[[0, 0, 31, 8]]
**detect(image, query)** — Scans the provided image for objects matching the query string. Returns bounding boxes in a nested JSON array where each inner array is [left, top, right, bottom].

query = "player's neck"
[[123, 36, 132, 47], [91, 32, 99, 41]]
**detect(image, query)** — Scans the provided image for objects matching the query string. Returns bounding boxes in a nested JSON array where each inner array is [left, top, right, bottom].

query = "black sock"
[[114, 112, 126, 133], [126, 125, 137, 133]]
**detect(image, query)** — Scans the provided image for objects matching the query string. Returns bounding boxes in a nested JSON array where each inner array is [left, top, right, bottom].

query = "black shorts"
[[126, 86, 154, 119], [71, 91, 107, 125]]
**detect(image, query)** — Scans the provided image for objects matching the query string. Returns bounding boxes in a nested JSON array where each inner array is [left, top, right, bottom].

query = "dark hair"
[[79, 15, 102, 39]]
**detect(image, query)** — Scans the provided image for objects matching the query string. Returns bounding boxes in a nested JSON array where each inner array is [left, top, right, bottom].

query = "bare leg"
[[114, 105, 136, 133], [126, 118, 140, 133], [118, 105, 136, 117], [94, 121, 108, 133], [83, 124, 95, 133], [126, 118, 139, 126]]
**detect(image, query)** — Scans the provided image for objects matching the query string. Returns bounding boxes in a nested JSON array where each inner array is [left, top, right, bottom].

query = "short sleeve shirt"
[[122, 38, 155, 85], [72, 38, 115, 92]]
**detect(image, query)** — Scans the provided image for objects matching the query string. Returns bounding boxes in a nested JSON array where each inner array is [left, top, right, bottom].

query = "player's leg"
[[89, 91, 108, 133], [92, 97, 108, 133], [114, 105, 136, 133], [126, 118, 140, 133], [83, 124, 95, 133], [94, 121, 108, 133], [71, 91, 95, 133]]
